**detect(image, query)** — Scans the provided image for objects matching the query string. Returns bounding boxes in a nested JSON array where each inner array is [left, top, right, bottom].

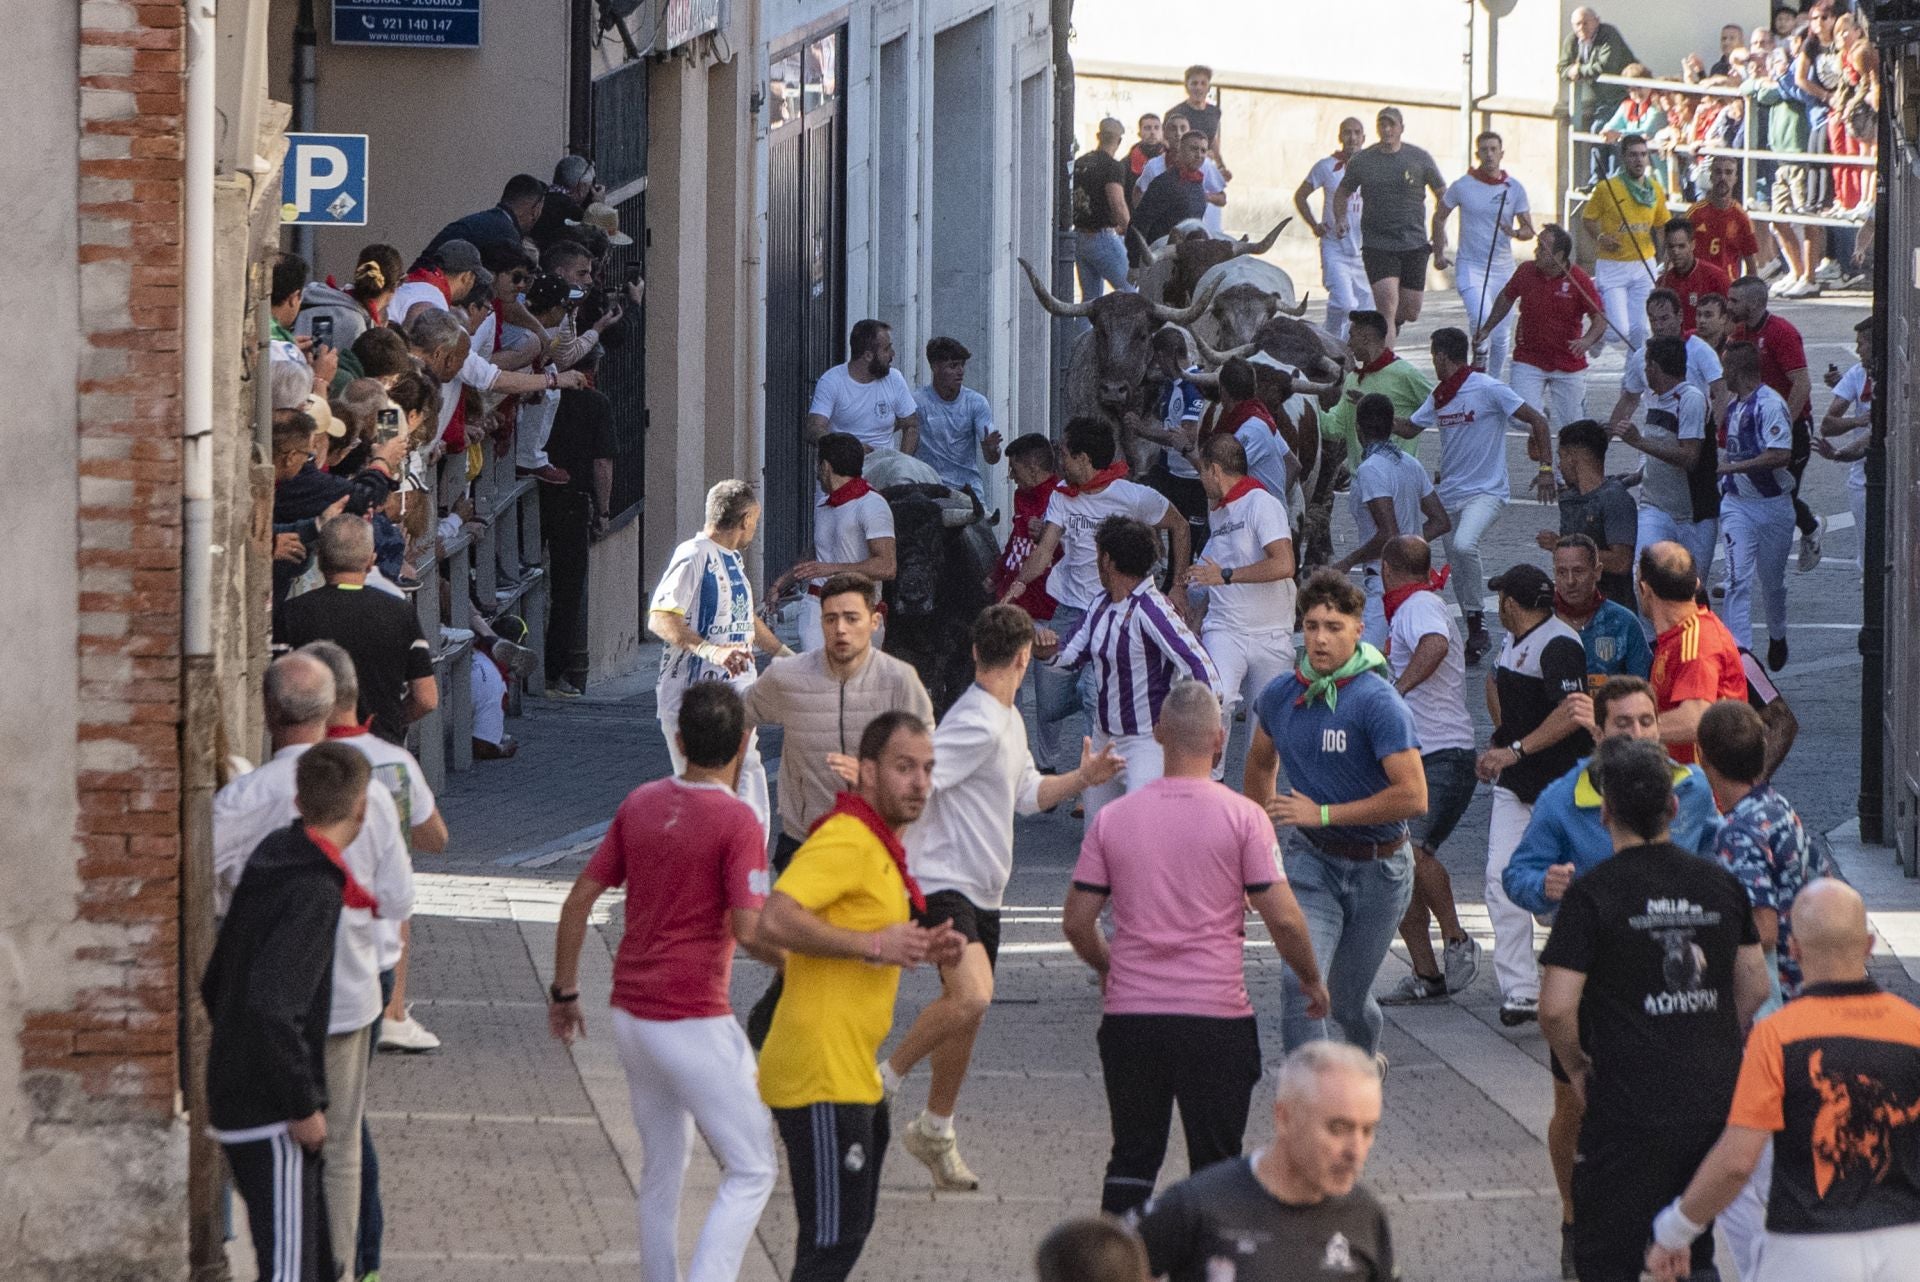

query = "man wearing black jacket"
[[204, 742, 373, 1282]]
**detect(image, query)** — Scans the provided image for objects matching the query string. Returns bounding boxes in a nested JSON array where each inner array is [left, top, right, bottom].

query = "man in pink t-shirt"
[[548, 684, 783, 1282], [1063, 680, 1328, 1217]]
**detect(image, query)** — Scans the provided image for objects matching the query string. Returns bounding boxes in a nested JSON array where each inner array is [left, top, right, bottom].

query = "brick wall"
[[20, 0, 187, 1123]]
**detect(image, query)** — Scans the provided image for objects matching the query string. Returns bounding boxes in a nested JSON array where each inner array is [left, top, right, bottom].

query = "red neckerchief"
[[1062, 460, 1130, 497], [1331, 150, 1351, 171], [1212, 475, 1263, 509], [1380, 571, 1451, 656], [1864, 375, 1875, 404], [1468, 168, 1509, 185], [1555, 589, 1601, 629], [813, 792, 926, 913], [403, 266, 452, 303], [1221, 399, 1278, 436], [1177, 164, 1206, 184], [304, 825, 379, 913], [325, 719, 375, 739], [823, 477, 874, 507], [1429, 366, 1473, 410], [1357, 349, 1397, 377], [1624, 99, 1652, 124]]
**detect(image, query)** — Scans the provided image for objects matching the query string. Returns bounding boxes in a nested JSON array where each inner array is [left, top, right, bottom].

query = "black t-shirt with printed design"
[[1137, 1156, 1395, 1282]]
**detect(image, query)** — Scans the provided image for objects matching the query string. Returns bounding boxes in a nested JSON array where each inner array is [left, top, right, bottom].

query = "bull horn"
[[1017, 257, 1093, 319], [1290, 378, 1338, 398], [1234, 217, 1291, 257], [1150, 275, 1221, 326], [1279, 290, 1312, 318], [1192, 331, 1257, 366]]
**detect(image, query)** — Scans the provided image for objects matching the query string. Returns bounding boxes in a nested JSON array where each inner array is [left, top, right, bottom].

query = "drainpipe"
[[184, 12, 214, 656], [291, 0, 318, 262], [1461, 0, 1475, 174], [1048, 0, 1075, 437]]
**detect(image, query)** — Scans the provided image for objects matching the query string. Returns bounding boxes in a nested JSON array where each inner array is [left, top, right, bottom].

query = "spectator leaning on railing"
[[1560, 8, 1638, 184]]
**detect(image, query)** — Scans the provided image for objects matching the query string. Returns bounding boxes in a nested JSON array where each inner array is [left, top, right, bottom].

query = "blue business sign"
[[281, 134, 369, 227], [333, 0, 482, 49]]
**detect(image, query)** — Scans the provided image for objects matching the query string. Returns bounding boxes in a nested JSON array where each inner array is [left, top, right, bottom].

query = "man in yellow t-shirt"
[[1580, 133, 1667, 359], [757, 710, 963, 1282]]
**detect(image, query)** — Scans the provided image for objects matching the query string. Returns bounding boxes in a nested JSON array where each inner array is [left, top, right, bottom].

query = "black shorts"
[[916, 889, 1001, 970], [1361, 245, 1431, 288]]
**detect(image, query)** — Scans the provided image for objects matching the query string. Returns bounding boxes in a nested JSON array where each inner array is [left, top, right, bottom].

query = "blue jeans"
[[1280, 833, 1415, 1055], [1408, 748, 1477, 853], [1032, 604, 1095, 770], [356, 966, 396, 1277], [1075, 229, 1133, 299]]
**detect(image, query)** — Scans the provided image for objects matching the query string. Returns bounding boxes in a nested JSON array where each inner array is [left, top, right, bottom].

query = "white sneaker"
[[1798, 517, 1824, 573], [1814, 259, 1843, 283], [378, 1009, 442, 1053], [901, 1113, 980, 1191], [1781, 277, 1821, 299]]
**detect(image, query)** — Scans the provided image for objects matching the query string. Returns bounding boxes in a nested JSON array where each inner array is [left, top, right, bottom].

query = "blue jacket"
[[1502, 754, 1722, 915]]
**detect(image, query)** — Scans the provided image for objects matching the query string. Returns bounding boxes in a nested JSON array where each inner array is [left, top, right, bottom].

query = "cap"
[[436, 238, 483, 274], [524, 272, 573, 312], [303, 392, 344, 438], [1487, 563, 1554, 610], [564, 201, 634, 246]]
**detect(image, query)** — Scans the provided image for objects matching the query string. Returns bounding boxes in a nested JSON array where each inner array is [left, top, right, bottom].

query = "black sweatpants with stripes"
[[223, 1130, 333, 1282], [772, 1100, 891, 1282]]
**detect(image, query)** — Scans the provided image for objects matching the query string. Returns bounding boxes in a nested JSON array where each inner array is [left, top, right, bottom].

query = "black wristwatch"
[[1508, 741, 1528, 760], [1221, 566, 1235, 585], [549, 984, 579, 1004]]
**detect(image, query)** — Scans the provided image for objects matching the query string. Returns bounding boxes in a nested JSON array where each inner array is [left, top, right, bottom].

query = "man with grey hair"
[[532, 154, 603, 250], [648, 480, 791, 835], [277, 518, 438, 745], [1065, 680, 1326, 1217], [1071, 116, 1134, 299], [211, 651, 416, 1271], [1137, 1040, 1395, 1279], [405, 301, 584, 464]]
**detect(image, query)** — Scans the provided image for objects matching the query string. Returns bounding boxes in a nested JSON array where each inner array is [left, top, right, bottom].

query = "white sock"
[[879, 1061, 903, 1096], [921, 1110, 955, 1138]]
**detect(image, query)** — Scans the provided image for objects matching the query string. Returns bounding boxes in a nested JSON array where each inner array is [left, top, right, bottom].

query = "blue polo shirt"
[[1253, 669, 1420, 845], [1571, 599, 1653, 686]]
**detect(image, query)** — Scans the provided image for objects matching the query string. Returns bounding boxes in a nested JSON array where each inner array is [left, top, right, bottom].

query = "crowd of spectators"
[[1561, 3, 1879, 296]]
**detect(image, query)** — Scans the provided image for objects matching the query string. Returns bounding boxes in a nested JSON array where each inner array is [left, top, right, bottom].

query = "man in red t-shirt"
[[1687, 157, 1761, 278], [1638, 541, 1745, 764], [1655, 219, 1732, 334], [1475, 223, 1606, 436], [1727, 276, 1821, 563], [548, 683, 781, 1281], [993, 433, 1069, 767]]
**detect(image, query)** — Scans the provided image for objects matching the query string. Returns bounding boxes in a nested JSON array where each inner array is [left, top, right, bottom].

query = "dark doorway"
[[763, 27, 847, 577]]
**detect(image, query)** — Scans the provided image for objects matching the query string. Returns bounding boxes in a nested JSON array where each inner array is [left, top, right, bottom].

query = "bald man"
[[1648, 880, 1920, 1282], [1294, 117, 1372, 337]]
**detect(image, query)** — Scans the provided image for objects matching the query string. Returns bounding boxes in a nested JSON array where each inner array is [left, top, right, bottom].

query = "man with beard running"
[[1294, 117, 1372, 339], [1332, 108, 1448, 345], [1432, 131, 1535, 380]]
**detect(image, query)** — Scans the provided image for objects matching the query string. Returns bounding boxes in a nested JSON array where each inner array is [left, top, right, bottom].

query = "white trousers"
[[1321, 243, 1372, 339], [1509, 362, 1589, 431], [1719, 1140, 1773, 1282], [515, 388, 561, 471], [472, 653, 507, 745], [1442, 492, 1507, 619], [1636, 506, 1719, 595], [664, 722, 771, 840], [1082, 728, 1162, 825], [1721, 495, 1794, 646], [1593, 258, 1654, 357], [1485, 788, 1539, 1002], [1457, 262, 1517, 381], [1204, 625, 1296, 783], [611, 1009, 778, 1282], [1753, 1218, 1920, 1282]]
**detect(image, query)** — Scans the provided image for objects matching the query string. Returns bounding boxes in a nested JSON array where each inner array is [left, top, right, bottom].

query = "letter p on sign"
[[281, 133, 369, 227]]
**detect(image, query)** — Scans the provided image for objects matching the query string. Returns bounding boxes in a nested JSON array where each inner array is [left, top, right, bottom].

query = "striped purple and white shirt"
[[1053, 581, 1221, 736]]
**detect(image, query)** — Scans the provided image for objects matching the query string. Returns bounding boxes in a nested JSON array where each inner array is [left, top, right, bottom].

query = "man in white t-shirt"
[[1404, 327, 1552, 664], [1001, 416, 1191, 743], [806, 318, 921, 454], [404, 307, 584, 481], [1432, 132, 1534, 381], [648, 481, 792, 833], [1815, 318, 1873, 572], [1188, 433, 1296, 783], [1606, 287, 1729, 427], [1609, 336, 1718, 579], [773, 434, 897, 653], [1375, 537, 1484, 1006], [912, 336, 1000, 495], [1332, 394, 1451, 648], [884, 606, 1121, 1190], [1293, 117, 1371, 338]]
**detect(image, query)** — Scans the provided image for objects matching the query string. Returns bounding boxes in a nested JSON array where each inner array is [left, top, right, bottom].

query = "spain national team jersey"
[[1650, 609, 1746, 763], [650, 533, 757, 720]]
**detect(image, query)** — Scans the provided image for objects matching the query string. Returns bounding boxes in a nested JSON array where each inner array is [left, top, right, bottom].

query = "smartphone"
[[624, 264, 642, 287], [375, 407, 402, 443], [311, 315, 334, 348]]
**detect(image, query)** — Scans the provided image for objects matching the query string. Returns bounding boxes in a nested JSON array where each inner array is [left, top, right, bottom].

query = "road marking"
[[495, 820, 611, 868], [364, 1110, 599, 1126]]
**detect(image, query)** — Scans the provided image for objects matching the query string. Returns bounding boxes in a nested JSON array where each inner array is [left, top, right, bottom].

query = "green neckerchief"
[[1617, 170, 1659, 211], [1294, 642, 1388, 711], [271, 319, 294, 343]]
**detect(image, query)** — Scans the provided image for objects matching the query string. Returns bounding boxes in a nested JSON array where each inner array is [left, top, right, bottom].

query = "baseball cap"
[[303, 392, 344, 439], [524, 273, 573, 312], [436, 238, 484, 275], [1487, 563, 1554, 610]]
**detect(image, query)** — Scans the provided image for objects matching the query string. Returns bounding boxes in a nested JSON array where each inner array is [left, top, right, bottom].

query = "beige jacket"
[[744, 646, 934, 843]]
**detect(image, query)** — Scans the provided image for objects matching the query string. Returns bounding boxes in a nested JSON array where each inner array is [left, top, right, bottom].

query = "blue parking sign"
[[281, 134, 369, 227]]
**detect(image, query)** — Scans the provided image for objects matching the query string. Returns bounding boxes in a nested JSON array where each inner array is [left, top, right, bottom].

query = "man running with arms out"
[[1135, 1042, 1395, 1281], [1065, 681, 1327, 1217], [1645, 879, 1920, 1282], [1639, 541, 1747, 765], [1610, 333, 1722, 584], [1432, 130, 1535, 380], [1476, 224, 1606, 435], [1332, 107, 1448, 346], [1550, 534, 1652, 685], [1245, 570, 1429, 1058], [648, 480, 790, 835], [1314, 309, 1435, 489], [1402, 325, 1553, 664], [1581, 134, 1668, 357], [1718, 340, 1797, 670], [754, 711, 964, 1282], [1540, 737, 1769, 1282], [1375, 536, 1484, 1008], [548, 684, 781, 1282], [1331, 393, 1451, 649], [883, 606, 1122, 1190], [1293, 117, 1371, 338]]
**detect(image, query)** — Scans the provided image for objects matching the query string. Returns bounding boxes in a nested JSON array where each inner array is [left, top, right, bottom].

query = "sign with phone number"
[[333, 0, 481, 49]]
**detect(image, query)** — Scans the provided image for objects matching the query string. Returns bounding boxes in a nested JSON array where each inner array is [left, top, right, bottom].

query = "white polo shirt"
[[809, 364, 918, 451], [907, 683, 1045, 910], [1385, 589, 1475, 752], [1350, 444, 1434, 574], [812, 488, 894, 588], [1043, 478, 1171, 611], [1201, 484, 1295, 635]]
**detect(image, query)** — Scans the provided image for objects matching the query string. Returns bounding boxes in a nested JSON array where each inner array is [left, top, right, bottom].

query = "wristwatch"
[[1508, 741, 1528, 760], [1221, 566, 1235, 585], [549, 983, 579, 1004]]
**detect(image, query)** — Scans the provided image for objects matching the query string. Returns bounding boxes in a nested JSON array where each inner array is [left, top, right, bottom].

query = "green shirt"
[[1318, 359, 1436, 470], [271, 319, 295, 343]]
